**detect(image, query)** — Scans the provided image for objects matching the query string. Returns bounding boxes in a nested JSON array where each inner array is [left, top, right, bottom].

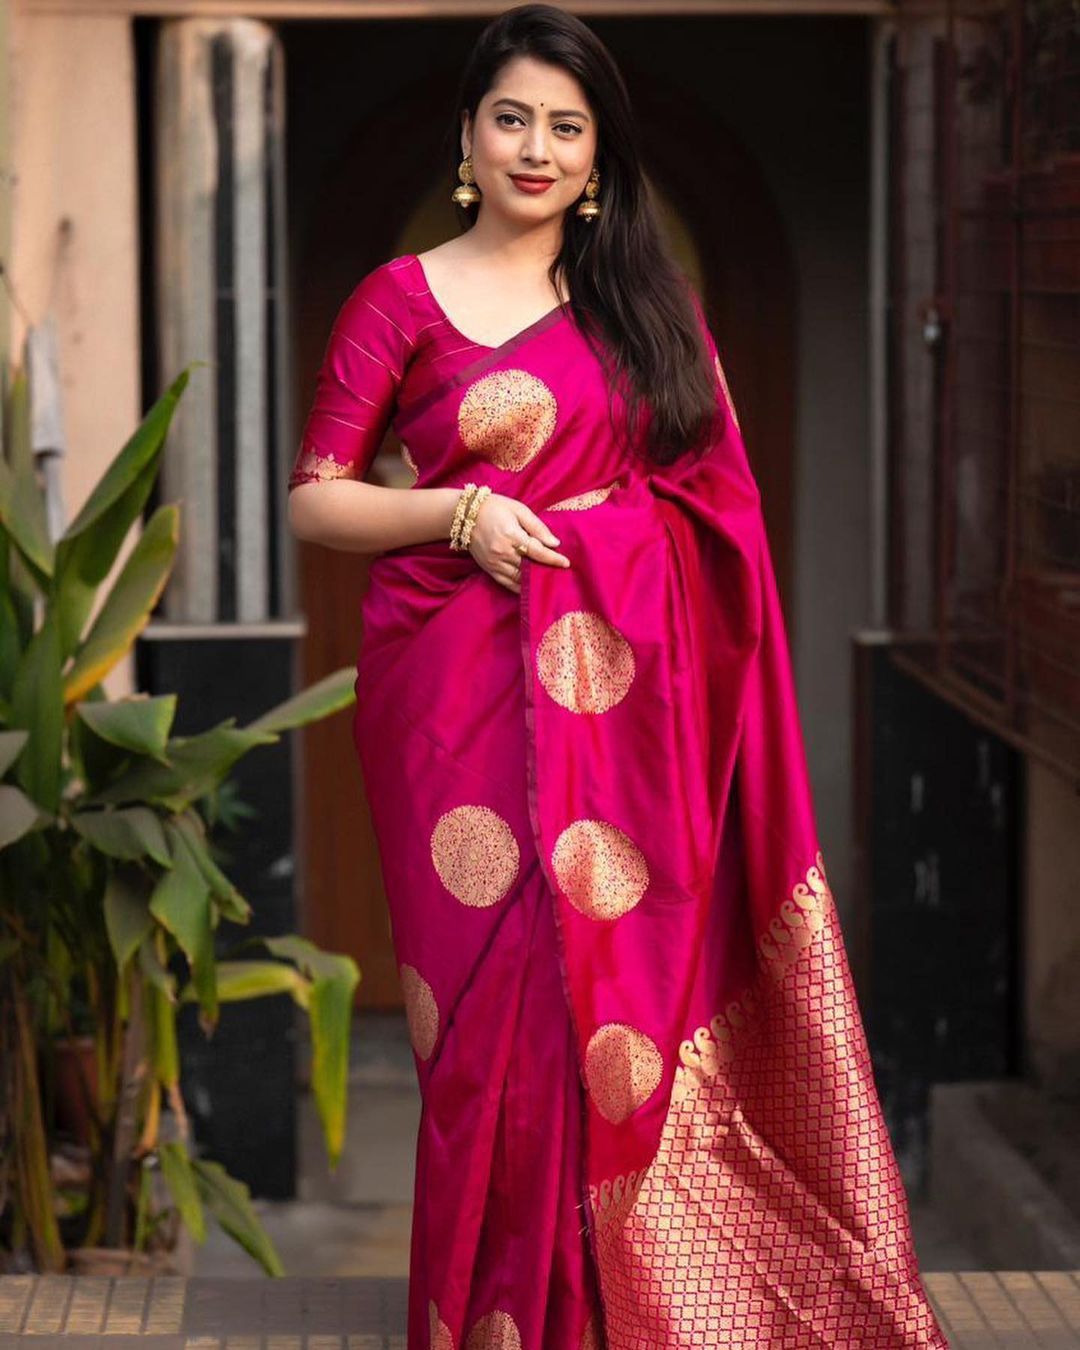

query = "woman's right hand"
[[463, 491, 572, 595]]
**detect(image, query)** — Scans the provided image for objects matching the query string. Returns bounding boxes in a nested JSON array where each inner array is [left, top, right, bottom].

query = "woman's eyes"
[[495, 112, 582, 135]]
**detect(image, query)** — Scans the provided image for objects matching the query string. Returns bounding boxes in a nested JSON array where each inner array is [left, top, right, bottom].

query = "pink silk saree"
[[289, 254, 950, 1350]]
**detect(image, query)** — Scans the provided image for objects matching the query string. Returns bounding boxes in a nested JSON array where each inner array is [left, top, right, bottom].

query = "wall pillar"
[[156, 18, 293, 623]]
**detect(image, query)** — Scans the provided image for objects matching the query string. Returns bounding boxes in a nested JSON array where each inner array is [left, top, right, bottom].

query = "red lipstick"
[[509, 174, 556, 194]]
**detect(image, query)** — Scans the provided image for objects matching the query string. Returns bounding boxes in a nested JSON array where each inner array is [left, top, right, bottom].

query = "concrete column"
[[156, 19, 291, 623]]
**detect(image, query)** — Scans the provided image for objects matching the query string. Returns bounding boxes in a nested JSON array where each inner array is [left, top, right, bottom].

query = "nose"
[[521, 121, 551, 163]]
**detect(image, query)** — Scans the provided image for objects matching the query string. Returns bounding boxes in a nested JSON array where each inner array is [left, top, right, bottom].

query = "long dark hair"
[[448, 2, 723, 468]]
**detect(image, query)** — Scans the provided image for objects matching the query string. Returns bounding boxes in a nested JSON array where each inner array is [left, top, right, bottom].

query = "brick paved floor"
[[2, 1271, 1080, 1348]]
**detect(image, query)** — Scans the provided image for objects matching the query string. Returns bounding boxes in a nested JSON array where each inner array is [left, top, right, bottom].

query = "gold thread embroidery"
[[551, 819, 649, 921], [429, 1299, 454, 1350], [430, 805, 520, 908], [288, 446, 360, 485], [457, 370, 557, 471], [585, 1022, 664, 1124], [580, 1315, 602, 1350], [400, 964, 439, 1061], [464, 1309, 521, 1350], [589, 1167, 646, 1232], [590, 846, 947, 1347], [591, 849, 835, 1229], [536, 611, 636, 715], [401, 442, 419, 482], [714, 353, 742, 433], [547, 479, 621, 511]]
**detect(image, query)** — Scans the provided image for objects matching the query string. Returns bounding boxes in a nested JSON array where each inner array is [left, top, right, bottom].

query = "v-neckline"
[[408, 252, 567, 354]]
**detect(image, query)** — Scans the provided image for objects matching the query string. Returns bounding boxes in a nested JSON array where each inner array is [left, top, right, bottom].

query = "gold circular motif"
[[400, 964, 439, 1061], [547, 480, 619, 511], [429, 1299, 454, 1350], [551, 819, 649, 920], [457, 370, 557, 471], [464, 1309, 522, 1350], [585, 1022, 664, 1123], [536, 610, 635, 714], [431, 805, 520, 908]]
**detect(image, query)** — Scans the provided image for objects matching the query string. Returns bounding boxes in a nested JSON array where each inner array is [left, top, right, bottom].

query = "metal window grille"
[[887, 0, 1080, 782]]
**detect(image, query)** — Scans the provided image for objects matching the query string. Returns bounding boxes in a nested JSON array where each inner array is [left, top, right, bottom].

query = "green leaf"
[[70, 706, 135, 797], [0, 370, 54, 586], [149, 822, 215, 1025], [0, 783, 45, 851], [0, 536, 25, 703], [137, 935, 177, 1001], [0, 729, 29, 777], [174, 811, 251, 923], [62, 370, 191, 544], [9, 610, 63, 812], [262, 934, 359, 986], [86, 721, 276, 812], [71, 806, 170, 866], [246, 666, 356, 736], [103, 869, 154, 970], [191, 1158, 283, 1276], [76, 696, 176, 761], [63, 504, 180, 706], [263, 936, 359, 1168], [158, 1140, 206, 1243], [147, 978, 180, 1089], [182, 959, 309, 1006], [307, 974, 355, 1169], [54, 370, 190, 659]]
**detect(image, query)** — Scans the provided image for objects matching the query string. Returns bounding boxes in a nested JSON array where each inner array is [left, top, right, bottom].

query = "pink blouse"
[[288, 254, 501, 492]]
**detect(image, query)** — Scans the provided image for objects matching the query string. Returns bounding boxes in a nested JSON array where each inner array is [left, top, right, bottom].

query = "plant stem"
[[104, 969, 147, 1249]]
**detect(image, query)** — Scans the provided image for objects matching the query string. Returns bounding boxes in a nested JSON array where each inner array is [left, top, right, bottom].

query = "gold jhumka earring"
[[451, 155, 481, 207], [576, 167, 601, 221]]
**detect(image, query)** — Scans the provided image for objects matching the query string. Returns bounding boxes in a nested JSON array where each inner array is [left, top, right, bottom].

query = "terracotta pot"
[[52, 1035, 98, 1145]]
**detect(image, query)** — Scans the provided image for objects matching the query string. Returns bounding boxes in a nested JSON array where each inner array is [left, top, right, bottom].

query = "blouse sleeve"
[[287, 262, 415, 491]]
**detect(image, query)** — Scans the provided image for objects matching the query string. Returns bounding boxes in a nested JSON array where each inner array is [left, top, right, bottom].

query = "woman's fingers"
[[518, 507, 560, 549], [511, 529, 571, 569], [494, 566, 520, 594], [526, 540, 572, 568]]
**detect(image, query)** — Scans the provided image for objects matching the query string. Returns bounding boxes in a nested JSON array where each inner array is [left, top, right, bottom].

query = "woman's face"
[[462, 54, 598, 226]]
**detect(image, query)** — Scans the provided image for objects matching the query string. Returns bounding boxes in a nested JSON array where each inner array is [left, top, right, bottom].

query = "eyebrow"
[[492, 96, 591, 122]]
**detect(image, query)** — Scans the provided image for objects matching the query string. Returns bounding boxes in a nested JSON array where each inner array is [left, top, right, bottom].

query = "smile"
[[509, 175, 556, 194]]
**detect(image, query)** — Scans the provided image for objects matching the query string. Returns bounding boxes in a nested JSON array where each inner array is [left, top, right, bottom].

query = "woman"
[[287, 7, 951, 1348]]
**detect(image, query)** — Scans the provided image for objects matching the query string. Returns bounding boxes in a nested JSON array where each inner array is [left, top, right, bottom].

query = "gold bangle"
[[459, 484, 491, 550], [458, 486, 489, 550], [449, 483, 479, 551]]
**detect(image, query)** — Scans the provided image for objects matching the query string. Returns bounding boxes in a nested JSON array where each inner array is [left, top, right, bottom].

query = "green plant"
[[0, 362, 359, 1275]]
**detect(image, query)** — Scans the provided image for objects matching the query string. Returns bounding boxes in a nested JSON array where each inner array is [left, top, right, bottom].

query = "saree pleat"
[[353, 545, 601, 1349], [409, 849, 601, 1349], [291, 254, 950, 1349]]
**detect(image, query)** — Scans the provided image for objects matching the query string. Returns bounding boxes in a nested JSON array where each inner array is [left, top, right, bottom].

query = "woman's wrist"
[[442, 486, 465, 542]]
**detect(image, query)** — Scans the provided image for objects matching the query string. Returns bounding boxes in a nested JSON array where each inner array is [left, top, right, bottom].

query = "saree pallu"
[[330, 257, 950, 1350]]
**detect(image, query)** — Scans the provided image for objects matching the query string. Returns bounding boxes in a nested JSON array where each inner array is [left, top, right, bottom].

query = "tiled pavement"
[[9, 1017, 1075, 1345], [0, 1275, 408, 1347], [3, 1270, 1080, 1347]]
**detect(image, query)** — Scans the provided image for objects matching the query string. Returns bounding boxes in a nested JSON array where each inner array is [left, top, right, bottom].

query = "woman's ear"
[[460, 110, 471, 159]]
